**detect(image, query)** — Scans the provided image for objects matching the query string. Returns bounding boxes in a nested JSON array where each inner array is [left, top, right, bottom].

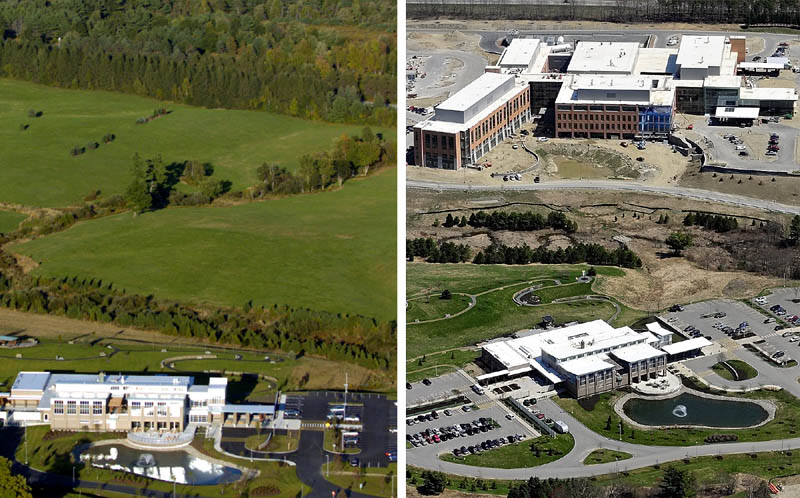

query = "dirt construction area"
[[407, 187, 792, 312]]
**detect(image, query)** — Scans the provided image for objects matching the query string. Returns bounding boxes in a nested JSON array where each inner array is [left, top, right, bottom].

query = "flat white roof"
[[612, 343, 666, 363], [662, 337, 712, 355], [646, 322, 673, 337], [568, 42, 639, 74], [436, 72, 515, 113], [740, 87, 798, 101], [556, 74, 675, 106], [715, 106, 760, 119], [704, 75, 741, 88], [415, 83, 527, 134], [560, 356, 616, 376], [12, 372, 50, 392], [499, 38, 541, 68], [634, 48, 678, 75], [739, 62, 785, 70], [677, 35, 726, 69]]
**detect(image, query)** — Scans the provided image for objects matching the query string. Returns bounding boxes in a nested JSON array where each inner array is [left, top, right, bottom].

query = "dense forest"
[[0, 251, 395, 370], [0, 0, 396, 126], [409, 0, 800, 25]]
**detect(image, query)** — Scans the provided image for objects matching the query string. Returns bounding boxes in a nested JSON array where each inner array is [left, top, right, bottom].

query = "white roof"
[[704, 75, 741, 88], [740, 87, 798, 102], [499, 39, 541, 68], [12, 372, 51, 392], [436, 72, 515, 113], [415, 83, 527, 134], [677, 35, 726, 69], [634, 48, 678, 75], [739, 62, 785, 70], [662, 337, 712, 355], [612, 343, 666, 363], [556, 74, 675, 106], [715, 106, 760, 119], [646, 322, 673, 337], [560, 356, 616, 376], [531, 358, 564, 384], [568, 42, 639, 74]]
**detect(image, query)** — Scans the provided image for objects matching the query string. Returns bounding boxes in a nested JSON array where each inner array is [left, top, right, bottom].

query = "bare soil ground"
[[407, 30, 492, 61], [408, 188, 791, 311], [408, 20, 742, 32], [407, 132, 689, 187], [679, 168, 800, 205], [406, 486, 497, 498]]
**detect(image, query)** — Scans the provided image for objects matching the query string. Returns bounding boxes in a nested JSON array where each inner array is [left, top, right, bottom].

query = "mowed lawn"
[[0, 79, 385, 207], [0, 210, 25, 232], [406, 263, 646, 358], [13, 170, 396, 320]]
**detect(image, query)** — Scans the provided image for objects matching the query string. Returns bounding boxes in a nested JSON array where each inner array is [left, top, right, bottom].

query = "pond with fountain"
[[622, 391, 770, 428], [80, 444, 243, 485]]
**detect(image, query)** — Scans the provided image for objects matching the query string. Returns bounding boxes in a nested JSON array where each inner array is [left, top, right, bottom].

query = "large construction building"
[[412, 34, 797, 169], [479, 320, 709, 398], [1, 372, 275, 431], [412, 72, 531, 169]]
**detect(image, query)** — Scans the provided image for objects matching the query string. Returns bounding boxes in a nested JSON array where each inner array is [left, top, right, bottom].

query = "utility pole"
[[24, 420, 28, 465], [326, 454, 330, 477]]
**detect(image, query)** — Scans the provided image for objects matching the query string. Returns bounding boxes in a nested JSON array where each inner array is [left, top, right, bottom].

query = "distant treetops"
[[0, 0, 396, 126]]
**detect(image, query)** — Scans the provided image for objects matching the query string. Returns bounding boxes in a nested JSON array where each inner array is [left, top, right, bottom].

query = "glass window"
[[67, 400, 77, 415], [80, 401, 90, 415], [93, 401, 103, 415], [54, 400, 64, 414]]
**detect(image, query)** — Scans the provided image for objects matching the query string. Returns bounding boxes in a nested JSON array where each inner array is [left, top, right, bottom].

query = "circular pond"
[[80, 444, 242, 485], [622, 392, 769, 428]]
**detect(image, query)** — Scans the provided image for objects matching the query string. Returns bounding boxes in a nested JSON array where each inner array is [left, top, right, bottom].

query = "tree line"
[[0, 256, 395, 371], [450, 210, 578, 233], [682, 212, 739, 233], [474, 242, 642, 268], [407, 238, 641, 268], [252, 128, 391, 197], [408, 0, 800, 25], [406, 238, 472, 263], [0, 0, 395, 126]]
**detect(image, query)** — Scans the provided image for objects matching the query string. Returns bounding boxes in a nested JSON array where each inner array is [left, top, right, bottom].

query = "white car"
[[537, 137, 549, 142], [505, 413, 515, 420], [512, 144, 519, 149]]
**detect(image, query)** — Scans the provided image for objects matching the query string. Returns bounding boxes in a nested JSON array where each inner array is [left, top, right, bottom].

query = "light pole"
[[24, 420, 28, 465], [326, 454, 330, 477]]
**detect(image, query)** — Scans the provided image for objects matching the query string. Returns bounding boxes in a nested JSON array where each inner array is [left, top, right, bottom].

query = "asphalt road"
[[407, 179, 800, 215], [408, 396, 800, 479]]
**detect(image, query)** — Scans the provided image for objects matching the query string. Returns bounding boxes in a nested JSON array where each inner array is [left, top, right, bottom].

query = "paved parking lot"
[[661, 299, 773, 345], [662, 295, 800, 391], [407, 402, 537, 461], [408, 371, 478, 406]]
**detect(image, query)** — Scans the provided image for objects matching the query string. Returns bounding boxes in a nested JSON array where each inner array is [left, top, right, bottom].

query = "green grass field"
[[554, 386, 800, 446], [407, 293, 472, 322], [712, 360, 758, 381], [583, 449, 632, 465], [0, 79, 388, 207], [0, 210, 25, 232], [406, 263, 647, 358], [323, 462, 396, 498], [13, 170, 396, 320], [411, 449, 800, 494], [439, 434, 574, 469], [407, 349, 479, 383]]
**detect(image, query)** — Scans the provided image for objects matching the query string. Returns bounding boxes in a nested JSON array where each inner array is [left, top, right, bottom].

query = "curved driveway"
[[411, 397, 800, 480], [408, 179, 800, 215]]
